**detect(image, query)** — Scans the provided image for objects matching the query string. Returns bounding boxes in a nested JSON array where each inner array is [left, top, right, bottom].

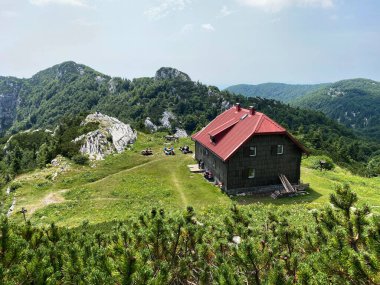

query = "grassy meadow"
[[3, 132, 380, 227]]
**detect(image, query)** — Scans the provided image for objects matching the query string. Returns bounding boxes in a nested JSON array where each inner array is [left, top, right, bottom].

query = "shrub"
[[72, 154, 89, 165], [10, 181, 22, 192], [303, 155, 335, 170]]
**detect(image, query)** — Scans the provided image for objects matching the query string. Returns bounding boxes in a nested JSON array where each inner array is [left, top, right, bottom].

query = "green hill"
[[225, 83, 328, 103], [293, 79, 380, 140]]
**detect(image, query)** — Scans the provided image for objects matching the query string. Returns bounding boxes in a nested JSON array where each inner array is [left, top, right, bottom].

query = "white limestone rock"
[[144, 117, 158, 133], [174, 128, 188, 138], [75, 112, 137, 160], [7, 198, 16, 217], [160, 111, 176, 129], [232, 236, 241, 245]]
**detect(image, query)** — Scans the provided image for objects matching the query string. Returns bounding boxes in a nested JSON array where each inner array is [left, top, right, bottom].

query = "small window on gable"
[[248, 168, 255, 179], [249, 146, 256, 157], [277, 145, 284, 155], [204, 149, 209, 156]]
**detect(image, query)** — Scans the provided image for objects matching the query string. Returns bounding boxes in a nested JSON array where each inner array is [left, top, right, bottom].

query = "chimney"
[[235, 103, 241, 111], [249, 106, 256, 115]]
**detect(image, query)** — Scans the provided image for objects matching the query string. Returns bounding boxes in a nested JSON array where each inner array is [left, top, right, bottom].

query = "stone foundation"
[[225, 184, 285, 196]]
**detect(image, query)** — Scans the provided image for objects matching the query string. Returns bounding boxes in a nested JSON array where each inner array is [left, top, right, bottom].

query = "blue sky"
[[0, 0, 379, 87]]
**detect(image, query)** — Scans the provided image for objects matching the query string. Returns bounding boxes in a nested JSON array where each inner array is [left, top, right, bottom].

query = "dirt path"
[[171, 172, 188, 206], [29, 190, 67, 214], [21, 158, 170, 217], [84, 158, 165, 187]]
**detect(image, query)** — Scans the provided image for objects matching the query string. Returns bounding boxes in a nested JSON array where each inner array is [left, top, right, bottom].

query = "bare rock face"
[[174, 128, 188, 138], [155, 67, 191, 81], [75, 113, 137, 160], [144, 117, 158, 133], [160, 111, 176, 129], [144, 111, 188, 138]]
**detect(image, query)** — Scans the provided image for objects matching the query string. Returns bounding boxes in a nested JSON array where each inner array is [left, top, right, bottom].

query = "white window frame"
[[248, 168, 255, 179], [249, 146, 256, 157], [277, 145, 284, 155]]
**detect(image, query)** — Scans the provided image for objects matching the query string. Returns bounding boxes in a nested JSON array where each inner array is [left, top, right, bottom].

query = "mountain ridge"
[[0, 61, 379, 179], [225, 82, 329, 102]]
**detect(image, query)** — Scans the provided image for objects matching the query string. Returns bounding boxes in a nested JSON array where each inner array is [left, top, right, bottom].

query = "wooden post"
[[20, 207, 28, 223]]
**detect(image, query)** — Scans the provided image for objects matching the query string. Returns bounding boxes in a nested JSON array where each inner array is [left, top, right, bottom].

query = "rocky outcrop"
[[75, 113, 137, 160], [144, 117, 158, 133], [174, 128, 188, 138], [160, 111, 176, 129], [155, 67, 191, 81], [144, 111, 188, 137]]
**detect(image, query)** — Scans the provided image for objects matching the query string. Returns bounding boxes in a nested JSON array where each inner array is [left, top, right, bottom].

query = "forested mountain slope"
[[0, 62, 379, 177], [293, 79, 380, 140], [226, 83, 328, 102]]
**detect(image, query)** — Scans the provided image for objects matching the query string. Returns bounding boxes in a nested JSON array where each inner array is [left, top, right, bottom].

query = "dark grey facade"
[[195, 134, 303, 195]]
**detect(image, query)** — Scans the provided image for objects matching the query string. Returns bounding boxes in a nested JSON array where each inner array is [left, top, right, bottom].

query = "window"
[[249, 146, 256, 157], [248, 168, 255, 179], [277, 145, 284, 155]]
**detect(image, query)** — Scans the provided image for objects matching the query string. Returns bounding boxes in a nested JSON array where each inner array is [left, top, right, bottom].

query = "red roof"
[[192, 106, 307, 161]]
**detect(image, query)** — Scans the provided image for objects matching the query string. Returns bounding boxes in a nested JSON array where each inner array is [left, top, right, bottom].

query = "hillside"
[[293, 79, 380, 140], [225, 83, 328, 102], [4, 133, 380, 227], [1, 62, 380, 180], [2, 65, 380, 284], [0, 62, 348, 137]]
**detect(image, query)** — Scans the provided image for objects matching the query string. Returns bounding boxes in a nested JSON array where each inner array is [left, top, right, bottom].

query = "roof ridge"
[[192, 109, 232, 139], [260, 114, 285, 131], [208, 118, 238, 136], [253, 113, 265, 134]]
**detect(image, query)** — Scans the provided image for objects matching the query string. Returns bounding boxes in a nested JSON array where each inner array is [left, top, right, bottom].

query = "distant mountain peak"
[[30, 61, 102, 83], [155, 67, 191, 81]]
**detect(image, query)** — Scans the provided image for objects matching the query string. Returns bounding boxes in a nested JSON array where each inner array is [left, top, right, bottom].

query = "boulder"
[[174, 128, 188, 138], [75, 112, 137, 160]]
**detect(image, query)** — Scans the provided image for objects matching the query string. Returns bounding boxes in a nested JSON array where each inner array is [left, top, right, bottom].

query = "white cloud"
[[181, 24, 194, 33], [144, 0, 192, 20], [237, 0, 334, 12], [220, 5, 233, 17], [201, 23, 215, 32], [0, 10, 18, 18], [29, 0, 88, 7], [72, 18, 98, 27]]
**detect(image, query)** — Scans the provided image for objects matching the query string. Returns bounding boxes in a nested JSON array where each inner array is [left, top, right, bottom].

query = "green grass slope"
[[3, 133, 380, 227], [225, 83, 328, 103], [235, 156, 380, 210], [5, 133, 230, 227]]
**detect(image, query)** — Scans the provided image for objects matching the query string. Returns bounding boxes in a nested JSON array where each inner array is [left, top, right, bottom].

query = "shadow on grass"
[[232, 186, 323, 206]]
